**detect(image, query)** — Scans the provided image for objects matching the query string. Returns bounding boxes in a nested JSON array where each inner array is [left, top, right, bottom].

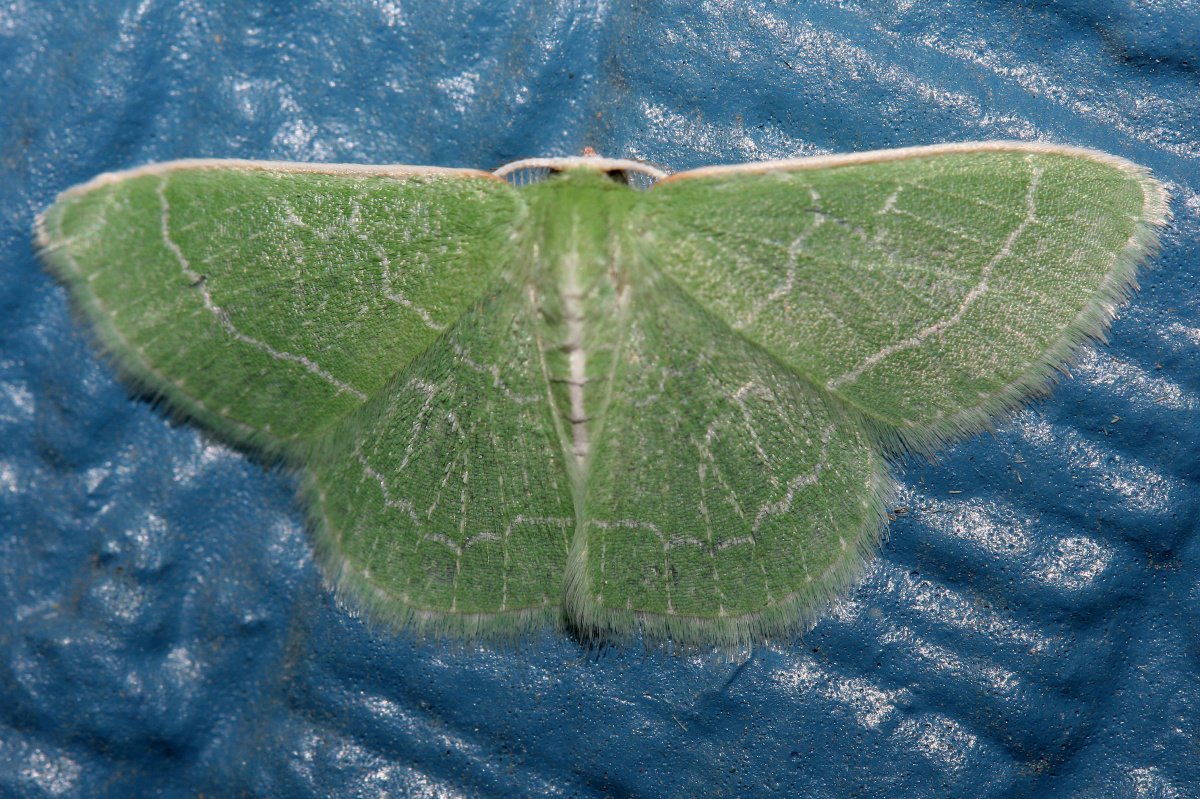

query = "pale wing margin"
[[35, 159, 523, 458], [645, 141, 1170, 454]]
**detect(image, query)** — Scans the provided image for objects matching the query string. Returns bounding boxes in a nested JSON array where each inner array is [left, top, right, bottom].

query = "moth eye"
[[603, 167, 666, 190], [606, 167, 661, 191]]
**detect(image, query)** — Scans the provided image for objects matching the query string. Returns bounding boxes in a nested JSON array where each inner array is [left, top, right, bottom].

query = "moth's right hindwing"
[[565, 273, 891, 647]]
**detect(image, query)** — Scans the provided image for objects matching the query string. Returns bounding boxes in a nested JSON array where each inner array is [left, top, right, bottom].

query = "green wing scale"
[[566, 273, 889, 645], [37, 144, 1168, 647]]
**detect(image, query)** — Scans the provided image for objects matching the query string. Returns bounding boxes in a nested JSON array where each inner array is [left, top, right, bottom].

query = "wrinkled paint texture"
[[1, 1, 1198, 797]]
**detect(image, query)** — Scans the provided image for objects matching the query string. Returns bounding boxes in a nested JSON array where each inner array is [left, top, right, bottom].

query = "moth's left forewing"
[[645, 142, 1169, 453], [36, 160, 523, 455]]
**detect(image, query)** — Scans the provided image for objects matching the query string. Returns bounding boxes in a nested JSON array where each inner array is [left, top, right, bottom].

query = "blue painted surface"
[[2, 1, 1198, 796]]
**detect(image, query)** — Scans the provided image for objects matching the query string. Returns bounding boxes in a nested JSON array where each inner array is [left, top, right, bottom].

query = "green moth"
[[35, 142, 1168, 647]]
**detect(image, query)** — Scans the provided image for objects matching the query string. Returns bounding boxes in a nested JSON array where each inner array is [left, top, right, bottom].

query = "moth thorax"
[[533, 242, 631, 472]]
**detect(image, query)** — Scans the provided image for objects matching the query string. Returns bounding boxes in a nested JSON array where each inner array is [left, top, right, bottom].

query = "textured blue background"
[[2, 1, 1198, 796]]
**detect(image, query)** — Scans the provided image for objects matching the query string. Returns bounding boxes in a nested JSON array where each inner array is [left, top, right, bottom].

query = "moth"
[[35, 142, 1168, 647]]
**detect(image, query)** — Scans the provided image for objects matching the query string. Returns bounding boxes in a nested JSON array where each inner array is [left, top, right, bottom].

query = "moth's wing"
[[306, 284, 574, 640], [36, 160, 522, 453], [564, 275, 892, 647], [643, 143, 1169, 451]]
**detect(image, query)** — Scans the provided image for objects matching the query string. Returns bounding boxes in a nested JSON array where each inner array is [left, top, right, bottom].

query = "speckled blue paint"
[[2, 1, 1198, 797]]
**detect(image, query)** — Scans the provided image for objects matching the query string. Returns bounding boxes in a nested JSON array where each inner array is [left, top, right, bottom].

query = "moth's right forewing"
[[644, 143, 1168, 454]]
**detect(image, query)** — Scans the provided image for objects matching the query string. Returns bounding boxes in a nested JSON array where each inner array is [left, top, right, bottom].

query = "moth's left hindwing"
[[306, 284, 575, 640], [37, 162, 522, 452]]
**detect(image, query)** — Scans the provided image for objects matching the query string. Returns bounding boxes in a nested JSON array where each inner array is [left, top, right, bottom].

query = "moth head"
[[495, 154, 667, 190]]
